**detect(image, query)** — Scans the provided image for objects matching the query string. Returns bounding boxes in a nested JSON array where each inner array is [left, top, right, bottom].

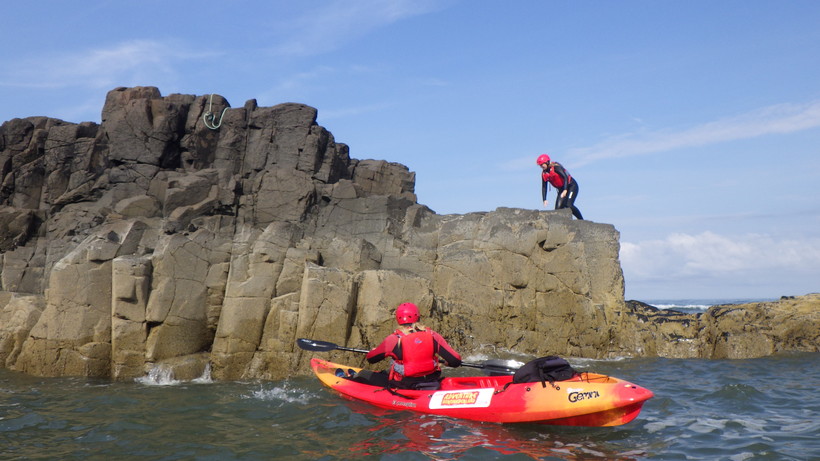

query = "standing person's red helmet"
[[396, 302, 420, 324], [536, 154, 551, 165]]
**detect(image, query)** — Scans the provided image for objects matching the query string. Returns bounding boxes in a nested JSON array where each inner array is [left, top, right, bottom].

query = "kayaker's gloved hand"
[[448, 358, 462, 368]]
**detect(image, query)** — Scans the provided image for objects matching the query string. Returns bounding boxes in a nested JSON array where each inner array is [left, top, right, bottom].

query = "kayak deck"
[[310, 358, 653, 426]]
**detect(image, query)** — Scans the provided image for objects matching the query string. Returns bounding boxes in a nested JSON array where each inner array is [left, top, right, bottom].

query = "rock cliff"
[[1, 87, 817, 381]]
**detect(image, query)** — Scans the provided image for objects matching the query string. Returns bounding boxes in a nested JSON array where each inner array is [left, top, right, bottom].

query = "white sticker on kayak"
[[429, 388, 494, 409]]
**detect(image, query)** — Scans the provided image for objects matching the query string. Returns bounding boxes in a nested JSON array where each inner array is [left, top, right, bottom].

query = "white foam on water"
[[569, 356, 629, 365], [735, 417, 766, 432], [653, 303, 712, 310], [780, 420, 819, 433], [644, 417, 680, 434], [135, 362, 213, 386], [248, 382, 317, 405], [644, 298, 777, 312], [577, 447, 607, 457], [136, 366, 181, 386], [191, 363, 213, 384], [464, 346, 529, 363], [688, 417, 729, 434]]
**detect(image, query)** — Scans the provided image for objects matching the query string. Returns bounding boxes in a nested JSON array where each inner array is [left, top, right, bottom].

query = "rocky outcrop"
[[622, 294, 820, 359], [1, 87, 817, 381]]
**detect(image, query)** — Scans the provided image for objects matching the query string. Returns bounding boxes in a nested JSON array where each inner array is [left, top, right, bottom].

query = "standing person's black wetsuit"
[[537, 154, 583, 220]]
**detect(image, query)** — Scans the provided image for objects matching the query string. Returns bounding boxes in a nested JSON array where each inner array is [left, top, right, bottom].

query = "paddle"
[[297, 338, 369, 354], [296, 338, 521, 375]]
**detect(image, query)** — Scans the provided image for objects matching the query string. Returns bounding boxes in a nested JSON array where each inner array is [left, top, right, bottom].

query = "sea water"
[[2, 353, 818, 460], [2, 299, 818, 460], [641, 298, 780, 315]]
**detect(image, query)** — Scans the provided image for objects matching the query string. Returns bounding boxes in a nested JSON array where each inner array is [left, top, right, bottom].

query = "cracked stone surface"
[[1, 86, 817, 381]]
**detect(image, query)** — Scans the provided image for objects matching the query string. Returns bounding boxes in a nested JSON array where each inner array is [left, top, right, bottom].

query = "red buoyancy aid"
[[542, 165, 571, 189], [394, 329, 438, 378]]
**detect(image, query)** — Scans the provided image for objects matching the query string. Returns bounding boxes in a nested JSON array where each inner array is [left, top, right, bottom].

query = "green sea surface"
[[2, 353, 818, 460]]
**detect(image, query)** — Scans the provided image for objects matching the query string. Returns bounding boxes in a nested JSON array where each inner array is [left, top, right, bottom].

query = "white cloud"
[[0, 40, 218, 90], [499, 154, 539, 172], [318, 102, 393, 121], [620, 231, 820, 282], [269, 65, 338, 93], [566, 101, 820, 166], [270, 0, 447, 57], [499, 100, 820, 172]]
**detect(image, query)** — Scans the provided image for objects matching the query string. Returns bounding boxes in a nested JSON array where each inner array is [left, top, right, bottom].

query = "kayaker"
[[537, 154, 583, 219], [365, 302, 462, 390]]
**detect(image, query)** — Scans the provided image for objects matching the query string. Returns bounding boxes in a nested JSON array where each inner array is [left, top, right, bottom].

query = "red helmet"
[[536, 154, 550, 165], [395, 302, 420, 324]]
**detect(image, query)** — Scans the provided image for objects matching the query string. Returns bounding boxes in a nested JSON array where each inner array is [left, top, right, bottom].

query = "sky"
[[2, 1, 819, 301]]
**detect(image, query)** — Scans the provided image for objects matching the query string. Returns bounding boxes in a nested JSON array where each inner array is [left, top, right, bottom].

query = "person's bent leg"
[[555, 195, 566, 210], [566, 182, 583, 219]]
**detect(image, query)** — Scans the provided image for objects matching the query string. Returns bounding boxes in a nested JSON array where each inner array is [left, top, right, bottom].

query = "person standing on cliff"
[[537, 154, 583, 220], [365, 302, 462, 390]]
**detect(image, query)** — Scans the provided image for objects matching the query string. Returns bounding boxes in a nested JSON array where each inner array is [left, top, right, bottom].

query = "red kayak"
[[311, 358, 653, 426]]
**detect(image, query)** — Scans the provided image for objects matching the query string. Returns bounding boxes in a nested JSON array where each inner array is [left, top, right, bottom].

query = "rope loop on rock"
[[203, 93, 228, 130]]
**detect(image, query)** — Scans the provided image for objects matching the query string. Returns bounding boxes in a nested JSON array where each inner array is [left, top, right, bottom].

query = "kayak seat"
[[404, 380, 441, 391], [350, 370, 389, 387]]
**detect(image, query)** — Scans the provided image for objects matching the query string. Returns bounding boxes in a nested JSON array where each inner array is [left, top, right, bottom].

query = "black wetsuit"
[[541, 163, 583, 220]]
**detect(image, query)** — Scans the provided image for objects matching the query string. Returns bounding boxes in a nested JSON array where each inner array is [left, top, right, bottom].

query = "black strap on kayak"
[[384, 385, 418, 400]]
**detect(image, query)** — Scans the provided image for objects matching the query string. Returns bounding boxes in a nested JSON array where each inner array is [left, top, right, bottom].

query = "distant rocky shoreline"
[[1, 86, 817, 381], [623, 294, 819, 359]]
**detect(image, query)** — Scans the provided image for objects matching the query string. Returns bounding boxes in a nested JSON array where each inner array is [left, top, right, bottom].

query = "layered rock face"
[[1, 87, 817, 381]]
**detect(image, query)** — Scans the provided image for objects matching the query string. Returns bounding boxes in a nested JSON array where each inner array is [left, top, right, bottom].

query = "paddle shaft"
[[296, 338, 517, 374], [333, 345, 369, 354]]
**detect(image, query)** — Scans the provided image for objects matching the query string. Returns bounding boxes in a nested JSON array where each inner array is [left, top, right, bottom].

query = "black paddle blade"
[[296, 338, 370, 354], [296, 338, 338, 352], [482, 359, 522, 376]]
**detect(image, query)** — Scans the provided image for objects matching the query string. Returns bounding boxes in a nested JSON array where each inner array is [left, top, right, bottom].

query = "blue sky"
[[2, 1, 819, 301]]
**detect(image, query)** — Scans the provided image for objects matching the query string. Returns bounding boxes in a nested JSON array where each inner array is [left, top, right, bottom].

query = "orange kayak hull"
[[310, 358, 653, 426]]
